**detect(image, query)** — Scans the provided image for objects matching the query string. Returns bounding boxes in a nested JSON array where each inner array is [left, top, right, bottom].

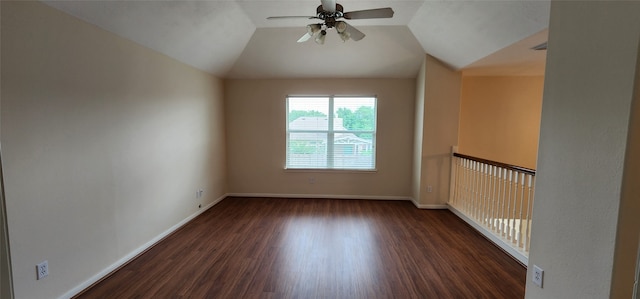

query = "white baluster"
[[479, 163, 486, 224], [495, 167, 501, 233], [517, 172, 526, 248], [510, 171, 519, 246], [499, 168, 506, 236], [462, 159, 467, 209], [453, 157, 462, 209], [472, 161, 479, 219], [484, 164, 491, 227], [508, 170, 515, 241], [464, 159, 471, 213], [494, 166, 500, 231], [488, 165, 496, 231], [525, 175, 535, 252], [497, 167, 503, 232], [510, 172, 516, 245], [522, 174, 530, 252], [482, 164, 488, 227], [482, 163, 490, 227], [476, 161, 482, 220]]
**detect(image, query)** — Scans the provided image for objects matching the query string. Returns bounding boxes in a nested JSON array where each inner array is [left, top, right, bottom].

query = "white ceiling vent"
[[531, 42, 548, 51]]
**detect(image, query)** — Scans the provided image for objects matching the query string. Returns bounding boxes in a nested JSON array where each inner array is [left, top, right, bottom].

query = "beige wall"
[[1, 2, 227, 298], [413, 55, 461, 206], [459, 76, 543, 169], [526, 1, 640, 298], [224, 79, 415, 198]]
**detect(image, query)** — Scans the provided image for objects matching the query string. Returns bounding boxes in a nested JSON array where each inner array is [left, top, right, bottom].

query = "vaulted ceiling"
[[42, 0, 550, 78]]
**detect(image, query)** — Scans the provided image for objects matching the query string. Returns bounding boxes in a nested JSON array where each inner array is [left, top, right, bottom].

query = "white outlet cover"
[[533, 265, 543, 288], [36, 260, 49, 280]]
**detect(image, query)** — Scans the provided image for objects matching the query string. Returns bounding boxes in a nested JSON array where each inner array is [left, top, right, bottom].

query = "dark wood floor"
[[75, 197, 526, 298]]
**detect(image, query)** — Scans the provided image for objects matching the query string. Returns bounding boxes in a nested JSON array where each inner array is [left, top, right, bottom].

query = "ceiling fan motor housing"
[[316, 3, 344, 28]]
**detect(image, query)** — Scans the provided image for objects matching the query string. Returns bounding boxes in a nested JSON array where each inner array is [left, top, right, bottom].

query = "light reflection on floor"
[[275, 215, 380, 297]]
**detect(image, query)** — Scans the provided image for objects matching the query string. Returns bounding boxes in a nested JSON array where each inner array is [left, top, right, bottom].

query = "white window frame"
[[285, 95, 377, 171]]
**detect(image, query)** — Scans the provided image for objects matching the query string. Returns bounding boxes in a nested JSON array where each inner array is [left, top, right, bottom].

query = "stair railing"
[[448, 150, 536, 263]]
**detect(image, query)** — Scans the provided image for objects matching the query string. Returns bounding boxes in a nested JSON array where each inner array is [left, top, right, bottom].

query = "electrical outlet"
[[532, 265, 544, 288], [36, 260, 49, 280], [427, 186, 433, 193]]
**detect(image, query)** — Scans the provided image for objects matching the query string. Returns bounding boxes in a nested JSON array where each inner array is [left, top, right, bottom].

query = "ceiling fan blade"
[[344, 22, 365, 41], [343, 8, 394, 19], [297, 32, 313, 43], [320, 0, 336, 12], [267, 16, 317, 20]]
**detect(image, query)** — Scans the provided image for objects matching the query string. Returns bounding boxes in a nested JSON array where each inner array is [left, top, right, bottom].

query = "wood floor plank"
[[74, 197, 526, 298]]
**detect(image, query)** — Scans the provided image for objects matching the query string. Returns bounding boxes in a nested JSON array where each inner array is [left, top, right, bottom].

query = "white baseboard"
[[60, 194, 228, 299], [447, 204, 528, 266], [228, 193, 450, 210], [227, 193, 412, 201], [410, 199, 448, 210]]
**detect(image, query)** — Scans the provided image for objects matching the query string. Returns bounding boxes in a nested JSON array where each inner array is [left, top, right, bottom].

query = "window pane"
[[288, 97, 329, 130], [332, 134, 375, 169], [287, 132, 328, 168], [333, 97, 376, 134]]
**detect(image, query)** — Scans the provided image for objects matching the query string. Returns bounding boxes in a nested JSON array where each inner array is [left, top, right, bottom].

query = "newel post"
[[448, 146, 458, 205]]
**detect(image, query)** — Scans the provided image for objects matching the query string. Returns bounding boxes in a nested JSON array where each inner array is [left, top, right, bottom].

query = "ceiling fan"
[[266, 0, 394, 44]]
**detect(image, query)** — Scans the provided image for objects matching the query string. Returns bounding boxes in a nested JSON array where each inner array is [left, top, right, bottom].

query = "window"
[[286, 96, 377, 170]]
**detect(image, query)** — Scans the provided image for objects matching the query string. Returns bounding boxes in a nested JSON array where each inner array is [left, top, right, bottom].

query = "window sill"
[[283, 168, 378, 174]]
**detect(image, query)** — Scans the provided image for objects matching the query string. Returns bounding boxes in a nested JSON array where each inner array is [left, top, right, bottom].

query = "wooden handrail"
[[453, 152, 536, 176]]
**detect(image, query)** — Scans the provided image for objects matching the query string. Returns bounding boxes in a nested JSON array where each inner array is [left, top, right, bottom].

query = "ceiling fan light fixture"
[[335, 21, 347, 33], [315, 29, 327, 44], [338, 30, 350, 42], [307, 24, 322, 36]]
